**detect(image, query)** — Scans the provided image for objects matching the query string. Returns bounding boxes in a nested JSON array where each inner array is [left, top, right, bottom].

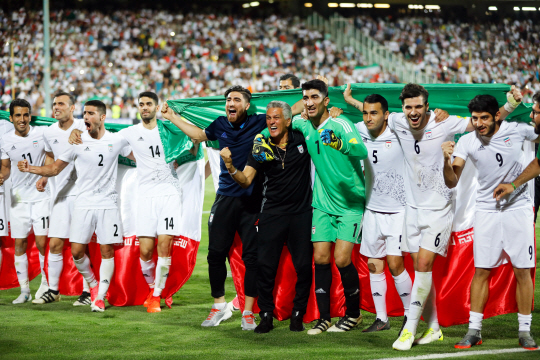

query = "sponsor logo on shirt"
[[306, 135, 310, 141], [84, 147, 91, 151], [504, 137, 512, 147], [297, 144, 304, 154], [349, 138, 358, 144], [138, 137, 144, 141], [385, 140, 392, 149], [53, 139, 59, 144], [33, 140, 38, 148], [221, 132, 227, 139], [424, 129, 432, 139], [108, 144, 113, 152], [11, 145, 16, 150], [478, 145, 485, 151]]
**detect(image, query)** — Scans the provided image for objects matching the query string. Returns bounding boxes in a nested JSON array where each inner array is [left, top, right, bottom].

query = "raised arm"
[[220, 147, 257, 189], [0, 159, 11, 185], [493, 157, 540, 201], [441, 141, 465, 189], [161, 102, 208, 142], [343, 84, 363, 113], [319, 122, 368, 159], [18, 158, 69, 177], [499, 85, 523, 120]]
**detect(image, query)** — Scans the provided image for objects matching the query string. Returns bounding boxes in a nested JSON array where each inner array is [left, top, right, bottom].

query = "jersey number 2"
[[98, 154, 104, 166]]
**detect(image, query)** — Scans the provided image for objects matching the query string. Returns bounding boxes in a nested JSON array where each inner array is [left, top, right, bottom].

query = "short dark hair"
[[363, 94, 389, 113], [302, 79, 328, 99], [467, 95, 500, 119], [399, 83, 429, 105], [53, 91, 75, 106], [138, 91, 159, 105], [224, 85, 251, 103], [9, 98, 31, 116], [84, 100, 107, 116], [533, 91, 540, 104], [279, 74, 300, 88]]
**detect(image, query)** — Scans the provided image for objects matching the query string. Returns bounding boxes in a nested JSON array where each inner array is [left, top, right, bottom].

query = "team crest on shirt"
[[33, 140, 38, 148], [108, 144, 113, 152], [306, 135, 310, 141], [424, 129, 432, 139], [504, 137, 512, 147], [312, 226, 316, 234], [385, 141, 392, 149], [402, 130, 407, 135], [297, 144, 304, 153]]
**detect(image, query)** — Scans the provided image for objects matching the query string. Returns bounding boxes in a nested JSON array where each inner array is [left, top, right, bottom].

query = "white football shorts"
[[10, 199, 50, 239], [70, 208, 124, 245], [48, 195, 75, 239], [136, 194, 181, 237], [360, 209, 404, 258], [0, 193, 8, 236], [474, 208, 535, 269], [402, 203, 454, 257]]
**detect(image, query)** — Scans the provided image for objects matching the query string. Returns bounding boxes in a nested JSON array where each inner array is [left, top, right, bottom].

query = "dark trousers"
[[207, 194, 260, 298], [256, 210, 313, 314]]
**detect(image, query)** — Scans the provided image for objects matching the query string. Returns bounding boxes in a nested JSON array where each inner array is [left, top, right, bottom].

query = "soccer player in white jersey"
[[0, 116, 14, 275], [18, 100, 133, 312], [391, 84, 522, 350], [443, 95, 538, 351], [0, 99, 50, 304], [70, 92, 182, 313], [31, 91, 91, 305], [343, 90, 413, 333]]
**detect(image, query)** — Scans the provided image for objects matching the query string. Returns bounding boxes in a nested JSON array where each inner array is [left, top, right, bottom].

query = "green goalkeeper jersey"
[[262, 116, 368, 216]]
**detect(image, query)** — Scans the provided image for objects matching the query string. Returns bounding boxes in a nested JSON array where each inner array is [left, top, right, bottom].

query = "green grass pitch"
[[0, 174, 539, 360]]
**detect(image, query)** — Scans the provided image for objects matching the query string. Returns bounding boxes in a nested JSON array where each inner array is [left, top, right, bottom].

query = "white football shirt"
[[453, 121, 537, 211], [0, 119, 15, 193], [58, 131, 131, 209], [356, 122, 406, 212], [43, 119, 87, 198], [387, 112, 469, 210], [118, 123, 181, 197], [1, 126, 49, 202]]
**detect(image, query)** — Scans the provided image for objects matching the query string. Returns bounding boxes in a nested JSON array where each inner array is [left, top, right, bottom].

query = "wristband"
[[503, 102, 517, 113], [229, 168, 238, 176], [511, 182, 516, 190]]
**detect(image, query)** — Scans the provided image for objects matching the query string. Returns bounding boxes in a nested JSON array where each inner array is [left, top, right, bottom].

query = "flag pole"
[[10, 41, 15, 99], [43, 0, 52, 116]]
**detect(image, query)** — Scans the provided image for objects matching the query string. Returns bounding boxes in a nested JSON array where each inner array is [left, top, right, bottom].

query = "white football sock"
[[83, 278, 90, 293], [139, 258, 155, 286], [98, 258, 115, 300], [370, 272, 388, 322], [213, 302, 227, 310], [48, 252, 63, 292], [518, 313, 532, 332], [469, 311, 483, 331], [393, 269, 412, 317], [73, 255, 98, 288], [38, 252, 48, 285], [153, 257, 171, 297], [14, 254, 30, 292], [423, 282, 439, 332], [404, 271, 432, 335]]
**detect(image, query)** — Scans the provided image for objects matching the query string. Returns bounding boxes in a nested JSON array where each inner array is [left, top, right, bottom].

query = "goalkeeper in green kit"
[[255, 79, 368, 334]]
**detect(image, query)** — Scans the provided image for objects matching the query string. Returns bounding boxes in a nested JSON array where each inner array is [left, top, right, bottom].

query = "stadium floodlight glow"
[[239, 47, 244, 52], [328, 3, 339, 7], [108, 62, 113, 67], [514, 7, 520, 11], [305, 3, 313, 7], [269, 0, 274, 3], [522, 7, 536, 11], [69, 86, 75, 91], [80, 70, 85, 74], [425, 5, 440, 10], [408, 5, 423, 9], [242, 3, 250, 8], [250, 1, 260, 6], [488, 6, 497, 11], [340, 3, 356, 7], [374, 3, 390, 8], [170, 32, 175, 37], [358, 3, 373, 8]]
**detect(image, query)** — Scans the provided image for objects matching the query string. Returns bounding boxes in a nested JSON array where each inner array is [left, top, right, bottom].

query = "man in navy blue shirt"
[[162, 85, 302, 330]]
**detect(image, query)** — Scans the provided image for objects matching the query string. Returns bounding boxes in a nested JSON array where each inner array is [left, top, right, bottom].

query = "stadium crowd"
[[0, 8, 375, 117], [354, 15, 540, 100]]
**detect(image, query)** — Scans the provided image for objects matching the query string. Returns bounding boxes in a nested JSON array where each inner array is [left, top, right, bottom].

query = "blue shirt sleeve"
[[204, 117, 221, 141]]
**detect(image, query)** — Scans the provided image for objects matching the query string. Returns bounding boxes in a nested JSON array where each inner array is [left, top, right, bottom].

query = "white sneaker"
[[241, 312, 257, 331], [201, 305, 232, 327], [327, 314, 362, 332], [32, 289, 60, 304], [393, 329, 415, 350], [414, 328, 443, 345], [12, 292, 32, 304], [35, 282, 49, 300]]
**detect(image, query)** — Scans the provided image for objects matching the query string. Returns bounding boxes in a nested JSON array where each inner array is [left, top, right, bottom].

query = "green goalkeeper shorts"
[[311, 208, 363, 244]]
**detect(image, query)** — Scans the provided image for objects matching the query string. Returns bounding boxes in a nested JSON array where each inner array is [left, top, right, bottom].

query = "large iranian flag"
[[166, 83, 535, 325]]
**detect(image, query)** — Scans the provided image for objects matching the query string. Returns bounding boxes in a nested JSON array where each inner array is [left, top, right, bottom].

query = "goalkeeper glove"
[[252, 134, 275, 162], [319, 129, 343, 151]]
